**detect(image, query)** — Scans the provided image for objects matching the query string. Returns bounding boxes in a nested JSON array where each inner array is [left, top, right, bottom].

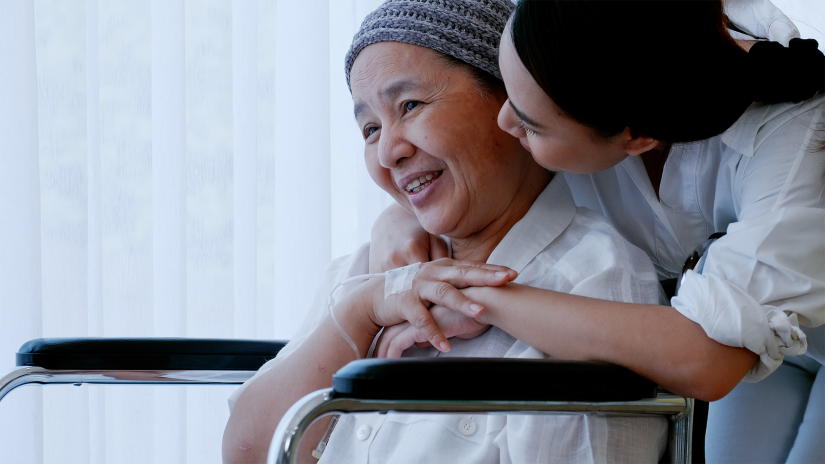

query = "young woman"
[[371, 1, 824, 462]]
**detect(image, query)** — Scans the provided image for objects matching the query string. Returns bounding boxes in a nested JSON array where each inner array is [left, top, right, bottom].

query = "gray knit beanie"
[[345, 0, 515, 89]]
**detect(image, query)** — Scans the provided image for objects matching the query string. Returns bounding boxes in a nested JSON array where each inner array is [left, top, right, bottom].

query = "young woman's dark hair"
[[510, 0, 825, 143]]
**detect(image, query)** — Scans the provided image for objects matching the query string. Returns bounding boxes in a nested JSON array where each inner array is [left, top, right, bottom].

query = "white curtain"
[[0, 0, 389, 462], [2, 0, 824, 462]]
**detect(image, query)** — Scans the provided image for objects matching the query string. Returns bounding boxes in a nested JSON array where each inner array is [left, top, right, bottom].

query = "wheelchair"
[[1, 337, 694, 464], [1, 236, 724, 463]]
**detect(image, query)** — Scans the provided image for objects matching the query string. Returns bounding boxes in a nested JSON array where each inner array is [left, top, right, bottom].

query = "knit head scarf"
[[345, 0, 515, 90]]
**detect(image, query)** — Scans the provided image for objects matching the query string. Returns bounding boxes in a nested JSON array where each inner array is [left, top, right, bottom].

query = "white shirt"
[[231, 176, 668, 464], [564, 88, 825, 381], [725, 0, 800, 44]]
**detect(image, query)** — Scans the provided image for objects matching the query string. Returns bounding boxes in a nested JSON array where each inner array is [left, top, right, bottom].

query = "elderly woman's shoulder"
[[317, 242, 372, 295], [530, 206, 656, 274], [524, 206, 659, 303], [567, 207, 642, 247]]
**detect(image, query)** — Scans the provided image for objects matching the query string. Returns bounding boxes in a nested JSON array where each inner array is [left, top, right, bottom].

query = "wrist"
[[336, 278, 384, 345], [462, 286, 497, 326]]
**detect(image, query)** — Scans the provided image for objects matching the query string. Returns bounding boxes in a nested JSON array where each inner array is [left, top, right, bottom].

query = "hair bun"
[[749, 38, 825, 104]]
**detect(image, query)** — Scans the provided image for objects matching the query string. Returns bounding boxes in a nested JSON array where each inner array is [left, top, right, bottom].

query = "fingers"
[[406, 304, 451, 353], [376, 323, 409, 358], [429, 234, 449, 261], [421, 282, 485, 318], [427, 259, 518, 288], [387, 326, 418, 359]]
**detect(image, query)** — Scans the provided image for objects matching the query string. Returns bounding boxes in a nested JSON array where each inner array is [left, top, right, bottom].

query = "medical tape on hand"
[[384, 262, 421, 299], [327, 273, 383, 360]]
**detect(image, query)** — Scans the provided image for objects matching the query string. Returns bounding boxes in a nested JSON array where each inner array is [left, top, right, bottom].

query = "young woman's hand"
[[376, 304, 491, 358], [369, 203, 448, 273], [363, 258, 516, 352]]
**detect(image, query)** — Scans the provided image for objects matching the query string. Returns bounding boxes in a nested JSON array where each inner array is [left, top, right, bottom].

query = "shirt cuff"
[[671, 270, 808, 381]]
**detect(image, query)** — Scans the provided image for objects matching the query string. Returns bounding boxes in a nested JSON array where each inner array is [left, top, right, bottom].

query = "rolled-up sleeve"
[[672, 100, 825, 381]]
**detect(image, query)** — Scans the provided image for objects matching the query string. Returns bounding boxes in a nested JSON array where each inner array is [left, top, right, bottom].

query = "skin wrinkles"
[[351, 41, 550, 262], [354, 77, 425, 120]]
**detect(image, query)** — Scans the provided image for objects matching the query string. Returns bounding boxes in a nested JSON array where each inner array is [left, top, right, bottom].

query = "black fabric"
[[332, 358, 657, 402], [693, 399, 709, 463], [749, 38, 825, 103], [661, 278, 678, 301], [17, 338, 286, 371]]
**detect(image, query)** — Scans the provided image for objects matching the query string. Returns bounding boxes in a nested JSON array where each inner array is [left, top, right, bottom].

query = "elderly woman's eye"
[[364, 126, 379, 138], [405, 101, 420, 112]]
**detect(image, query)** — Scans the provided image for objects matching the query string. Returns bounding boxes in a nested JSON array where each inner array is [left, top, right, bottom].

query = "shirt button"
[[457, 418, 477, 436], [356, 424, 372, 441]]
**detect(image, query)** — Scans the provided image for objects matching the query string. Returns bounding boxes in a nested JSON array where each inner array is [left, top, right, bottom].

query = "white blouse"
[[230, 176, 667, 463], [564, 89, 824, 381]]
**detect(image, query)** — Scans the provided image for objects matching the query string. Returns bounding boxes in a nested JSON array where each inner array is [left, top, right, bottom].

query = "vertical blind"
[[0, 0, 389, 462], [1, 0, 823, 462]]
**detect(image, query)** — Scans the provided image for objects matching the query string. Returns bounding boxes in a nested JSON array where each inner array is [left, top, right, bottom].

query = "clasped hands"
[[340, 256, 517, 359], [336, 204, 517, 358]]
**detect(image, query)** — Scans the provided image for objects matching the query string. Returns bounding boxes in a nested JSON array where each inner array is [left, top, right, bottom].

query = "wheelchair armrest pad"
[[17, 338, 286, 371], [333, 358, 657, 402]]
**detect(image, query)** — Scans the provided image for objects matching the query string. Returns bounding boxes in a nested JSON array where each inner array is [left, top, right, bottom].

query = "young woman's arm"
[[368, 202, 448, 273], [464, 283, 758, 401]]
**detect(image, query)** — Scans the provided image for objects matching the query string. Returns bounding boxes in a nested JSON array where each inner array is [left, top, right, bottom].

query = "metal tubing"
[[267, 389, 690, 464], [0, 367, 255, 403], [669, 398, 694, 464], [0, 367, 38, 403]]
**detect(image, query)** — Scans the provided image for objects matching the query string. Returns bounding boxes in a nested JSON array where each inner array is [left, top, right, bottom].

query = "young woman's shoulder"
[[720, 93, 825, 219], [722, 92, 824, 159]]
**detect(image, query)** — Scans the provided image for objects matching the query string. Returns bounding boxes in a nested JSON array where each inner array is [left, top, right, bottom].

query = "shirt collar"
[[721, 102, 771, 158], [486, 174, 577, 274], [722, 93, 824, 158]]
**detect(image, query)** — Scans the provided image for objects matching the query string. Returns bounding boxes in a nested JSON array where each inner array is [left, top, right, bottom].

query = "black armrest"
[[17, 338, 287, 371], [333, 358, 657, 402]]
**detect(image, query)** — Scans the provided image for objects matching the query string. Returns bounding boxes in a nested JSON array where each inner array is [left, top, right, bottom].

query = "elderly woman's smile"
[[350, 41, 550, 259], [400, 169, 442, 197]]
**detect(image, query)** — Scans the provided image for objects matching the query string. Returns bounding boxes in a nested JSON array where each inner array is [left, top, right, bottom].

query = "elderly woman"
[[222, 1, 664, 463]]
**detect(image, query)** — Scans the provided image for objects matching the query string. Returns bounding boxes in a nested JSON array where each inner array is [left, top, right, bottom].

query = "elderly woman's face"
[[351, 42, 536, 238]]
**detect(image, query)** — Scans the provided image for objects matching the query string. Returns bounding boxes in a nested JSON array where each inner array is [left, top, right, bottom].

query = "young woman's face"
[[350, 42, 543, 239], [496, 24, 629, 174]]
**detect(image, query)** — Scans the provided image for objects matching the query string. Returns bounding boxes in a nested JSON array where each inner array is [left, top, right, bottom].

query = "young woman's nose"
[[377, 125, 415, 168], [497, 99, 524, 138]]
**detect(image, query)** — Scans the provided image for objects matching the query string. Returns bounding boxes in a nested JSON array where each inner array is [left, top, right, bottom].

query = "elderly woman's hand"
[[369, 203, 448, 273], [376, 304, 491, 358], [363, 258, 516, 353]]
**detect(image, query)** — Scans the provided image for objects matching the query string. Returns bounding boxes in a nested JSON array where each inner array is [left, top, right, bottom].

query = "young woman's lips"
[[402, 171, 443, 207], [519, 138, 532, 153]]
